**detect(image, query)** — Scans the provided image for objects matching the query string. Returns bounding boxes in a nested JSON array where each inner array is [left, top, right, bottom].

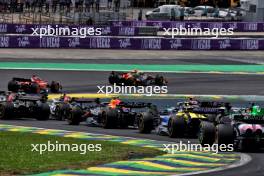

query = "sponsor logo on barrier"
[[208, 23, 223, 29], [0, 36, 9, 47], [241, 39, 259, 50], [101, 27, 111, 35], [219, 39, 231, 49], [132, 21, 146, 27], [228, 22, 238, 30], [68, 37, 80, 48], [244, 23, 258, 31], [112, 21, 122, 27], [17, 36, 30, 47], [118, 27, 135, 36], [90, 38, 111, 48], [191, 39, 211, 50], [171, 22, 186, 28], [153, 22, 163, 28], [191, 22, 201, 28], [40, 37, 60, 48], [141, 38, 161, 49], [0, 24, 7, 33], [170, 39, 182, 49], [15, 24, 26, 33], [119, 38, 131, 48]]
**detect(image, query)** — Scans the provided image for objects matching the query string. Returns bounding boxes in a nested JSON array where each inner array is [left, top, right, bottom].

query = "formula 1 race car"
[[0, 94, 50, 120], [51, 96, 105, 125], [167, 101, 231, 138], [0, 91, 6, 102], [99, 102, 160, 133], [156, 107, 178, 136], [199, 105, 264, 151], [8, 75, 62, 94], [108, 70, 167, 86]]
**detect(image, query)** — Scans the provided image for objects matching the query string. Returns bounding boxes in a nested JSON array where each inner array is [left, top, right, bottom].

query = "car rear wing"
[[71, 98, 101, 104], [12, 77, 32, 82], [17, 95, 45, 101], [200, 101, 231, 108], [233, 114, 264, 124], [192, 107, 224, 114], [117, 102, 152, 108]]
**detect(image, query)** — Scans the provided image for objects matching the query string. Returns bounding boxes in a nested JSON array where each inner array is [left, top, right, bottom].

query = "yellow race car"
[[167, 101, 228, 138]]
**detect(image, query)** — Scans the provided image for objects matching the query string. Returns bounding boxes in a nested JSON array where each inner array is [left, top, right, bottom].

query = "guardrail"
[[110, 21, 264, 32], [0, 36, 263, 50], [0, 23, 159, 36]]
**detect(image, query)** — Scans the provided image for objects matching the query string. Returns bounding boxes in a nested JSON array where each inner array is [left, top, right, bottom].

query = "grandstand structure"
[[0, 1, 130, 24]]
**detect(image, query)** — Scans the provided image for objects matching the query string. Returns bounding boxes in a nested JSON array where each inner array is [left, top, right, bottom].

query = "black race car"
[[52, 97, 106, 125], [0, 91, 6, 102], [0, 93, 50, 120], [109, 71, 167, 86], [99, 102, 160, 133]]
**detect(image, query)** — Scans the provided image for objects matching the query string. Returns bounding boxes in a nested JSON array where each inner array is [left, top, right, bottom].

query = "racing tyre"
[[155, 75, 165, 86], [138, 112, 153, 134], [54, 103, 70, 121], [216, 124, 234, 145], [8, 80, 19, 92], [198, 121, 216, 146], [31, 83, 40, 94], [68, 107, 83, 125], [119, 113, 129, 128], [109, 74, 119, 85], [101, 109, 118, 128], [0, 103, 14, 119], [168, 116, 185, 138], [35, 103, 50, 120], [50, 81, 61, 93], [207, 114, 217, 123]]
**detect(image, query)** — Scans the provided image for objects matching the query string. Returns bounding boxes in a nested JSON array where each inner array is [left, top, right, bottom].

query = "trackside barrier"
[[0, 36, 263, 50], [0, 23, 145, 36], [0, 22, 263, 36], [110, 21, 264, 32]]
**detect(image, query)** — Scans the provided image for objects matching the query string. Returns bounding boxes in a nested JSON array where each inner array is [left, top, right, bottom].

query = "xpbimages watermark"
[[163, 25, 234, 38], [31, 141, 102, 155], [31, 25, 102, 38], [163, 141, 234, 154], [97, 83, 168, 96]]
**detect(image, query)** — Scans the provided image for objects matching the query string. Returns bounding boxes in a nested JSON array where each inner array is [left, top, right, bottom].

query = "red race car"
[[8, 75, 62, 94]]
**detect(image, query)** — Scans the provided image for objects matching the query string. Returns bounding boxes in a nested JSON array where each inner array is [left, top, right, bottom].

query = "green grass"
[[0, 131, 163, 175]]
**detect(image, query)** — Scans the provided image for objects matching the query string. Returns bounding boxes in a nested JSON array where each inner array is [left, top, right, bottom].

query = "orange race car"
[[8, 75, 62, 94]]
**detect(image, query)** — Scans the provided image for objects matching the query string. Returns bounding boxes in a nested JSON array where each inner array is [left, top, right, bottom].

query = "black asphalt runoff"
[[1, 69, 264, 95], [0, 58, 253, 65]]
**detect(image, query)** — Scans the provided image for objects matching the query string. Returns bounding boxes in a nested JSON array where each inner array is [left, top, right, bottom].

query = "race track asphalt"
[[1, 53, 264, 176], [1, 69, 264, 95]]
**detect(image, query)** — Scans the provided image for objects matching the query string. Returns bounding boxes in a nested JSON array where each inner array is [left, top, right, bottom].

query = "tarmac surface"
[[0, 49, 264, 175], [1, 69, 264, 95]]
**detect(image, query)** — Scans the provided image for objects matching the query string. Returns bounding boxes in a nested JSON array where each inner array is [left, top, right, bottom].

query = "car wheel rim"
[[168, 119, 172, 135], [139, 117, 144, 130], [102, 113, 107, 126]]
